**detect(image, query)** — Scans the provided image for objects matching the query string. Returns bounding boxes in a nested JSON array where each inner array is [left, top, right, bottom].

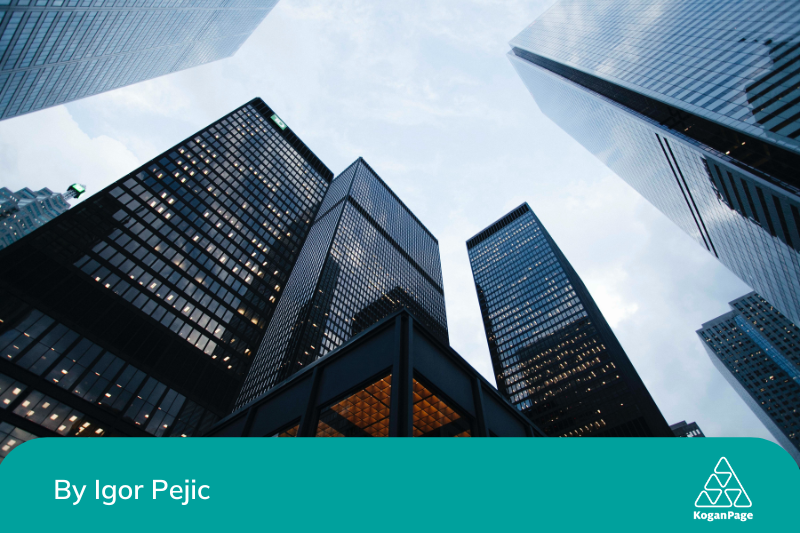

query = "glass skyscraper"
[[0, 183, 84, 250], [467, 203, 672, 437], [0, 97, 332, 451], [236, 158, 448, 409], [698, 292, 800, 465], [0, 0, 277, 120], [670, 420, 705, 438], [509, 0, 800, 326]]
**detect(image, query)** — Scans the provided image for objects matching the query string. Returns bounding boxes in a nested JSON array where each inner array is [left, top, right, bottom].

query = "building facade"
[[670, 420, 705, 438], [698, 292, 800, 464], [212, 311, 545, 438], [236, 158, 448, 409], [0, 97, 332, 446], [0, 0, 277, 120], [0, 183, 84, 250], [509, 0, 800, 326], [467, 203, 672, 437]]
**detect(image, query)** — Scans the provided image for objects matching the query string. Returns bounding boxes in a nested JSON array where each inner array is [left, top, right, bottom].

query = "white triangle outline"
[[695, 457, 752, 508]]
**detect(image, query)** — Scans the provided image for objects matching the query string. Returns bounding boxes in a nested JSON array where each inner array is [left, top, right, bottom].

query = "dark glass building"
[[670, 420, 705, 438], [211, 311, 545, 438], [236, 158, 448, 409], [698, 292, 800, 465], [467, 203, 672, 437], [0, 183, 84, 250], [0, 1, 277, 120], [509, 0, 800, 326], [0, 97, 332, 448]]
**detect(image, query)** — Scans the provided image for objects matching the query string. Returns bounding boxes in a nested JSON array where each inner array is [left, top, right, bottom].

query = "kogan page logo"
[[694, 457, 753, 522]]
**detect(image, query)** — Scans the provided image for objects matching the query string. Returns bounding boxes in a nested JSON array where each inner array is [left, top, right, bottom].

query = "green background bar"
[[2, 437, 797, 531]]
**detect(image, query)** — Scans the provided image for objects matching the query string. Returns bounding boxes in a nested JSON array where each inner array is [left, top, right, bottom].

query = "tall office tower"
[[0, 98, 332, 443], [236, 158, 448, 409], [0, 183, 84, 249], [467, 204, 672, 437], [670, 420, 705, 438], [698, 292, 800, 465], [0, 1, 277, 120], [509, 1, 800, 326]]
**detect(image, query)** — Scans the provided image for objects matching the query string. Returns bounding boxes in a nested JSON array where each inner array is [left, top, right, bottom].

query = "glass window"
[[168, 399, 210, 438], [0, 422, 36, 464], [0, 373, 26, 409], [412, 377, 471, 437], [270, 423, 299, 437], [13, 390, 106, 437], [44, 338, 104, 390], [15, 324, 79, 375], [0, 310, 54, 361], [316, 374, 392, 437]]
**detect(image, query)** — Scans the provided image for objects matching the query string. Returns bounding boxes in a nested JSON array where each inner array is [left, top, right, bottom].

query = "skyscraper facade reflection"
[[509, 0, 800, 325], [0, 183, 84, 250], [698, 292, 800, 465], [467, 204, 672, 437], [0, 98, 332, 443], [0, 1, 277, 120], [236, 158, 448, 409]]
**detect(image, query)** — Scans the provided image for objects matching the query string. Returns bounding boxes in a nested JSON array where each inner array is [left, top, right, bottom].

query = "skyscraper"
[[0, 1, 277, 120], [698, 292, 800, 465], [670, 420, 705, 438], [236, 158, 448, 409], [509, 0, 800, 326], [0, 183, 84, 249], [0, 97, 332, 442], [467, 203, 672, 437]]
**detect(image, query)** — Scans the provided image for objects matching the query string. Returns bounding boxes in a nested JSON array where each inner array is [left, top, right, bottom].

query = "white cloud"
[[0, 106, 140, 203], [584, 266, 640, 328]]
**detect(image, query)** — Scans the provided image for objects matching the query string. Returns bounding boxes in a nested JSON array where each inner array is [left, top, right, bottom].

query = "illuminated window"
[[0, 374, 26, 408], [316, 375, 391, 437], [0, 422, 36, 462], [412, 377, 471, 437]]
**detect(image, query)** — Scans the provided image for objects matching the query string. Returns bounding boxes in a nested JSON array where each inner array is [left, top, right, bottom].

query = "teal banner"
[[1, 437, 797, 531]]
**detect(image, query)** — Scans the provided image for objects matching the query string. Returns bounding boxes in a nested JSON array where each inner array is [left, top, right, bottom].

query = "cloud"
[[584, 266, 640, 328], [0, 106, 140, 204]]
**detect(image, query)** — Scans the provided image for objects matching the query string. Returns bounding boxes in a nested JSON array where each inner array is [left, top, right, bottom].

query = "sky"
[[0, 0, 775, 443]]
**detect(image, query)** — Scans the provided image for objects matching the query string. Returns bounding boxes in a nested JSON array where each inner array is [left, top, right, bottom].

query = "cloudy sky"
[[0, 0, 774, 443]]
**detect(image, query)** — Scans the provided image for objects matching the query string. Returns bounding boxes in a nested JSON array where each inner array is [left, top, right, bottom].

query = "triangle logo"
[[695, 457, 752, 508]]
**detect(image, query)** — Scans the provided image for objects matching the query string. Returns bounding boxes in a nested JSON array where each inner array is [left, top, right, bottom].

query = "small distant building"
[[670, 421, 705, 438], [0, 184, 85, 250]]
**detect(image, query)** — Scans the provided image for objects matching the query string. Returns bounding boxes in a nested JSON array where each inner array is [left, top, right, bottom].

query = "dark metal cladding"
[[210, 311, 545, 438]]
